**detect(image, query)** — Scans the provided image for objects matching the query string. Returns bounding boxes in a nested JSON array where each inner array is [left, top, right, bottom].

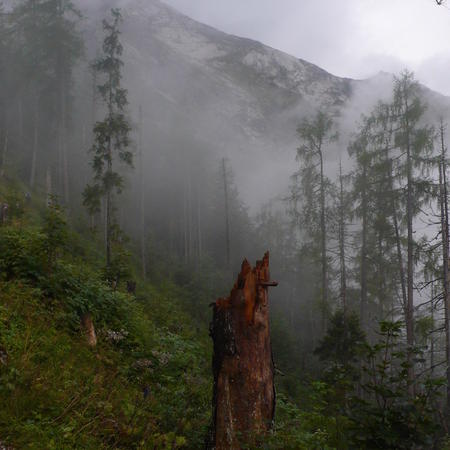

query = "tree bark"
[[338, 161, 347, 314], [439, 121, 450, 409], [61, 72, 69, 204], [404, 96, 415, 397], [138, 106, 146, 278], [46, 167, 52, 206], [209, 253, 277, 449], [360, 163, 368, 326], [1, 126, 7, 178], [197, 187, 203, 259], [319, 149, 328, 330], [385, 148, 408, 322], [30, 93, 39, 188]]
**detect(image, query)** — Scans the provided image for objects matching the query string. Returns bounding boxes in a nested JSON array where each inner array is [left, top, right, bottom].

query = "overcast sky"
[[162, 0, 450, 96]]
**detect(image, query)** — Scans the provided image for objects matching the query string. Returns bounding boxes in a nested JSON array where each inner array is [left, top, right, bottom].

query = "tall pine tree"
[[83, 8, 132, 275]]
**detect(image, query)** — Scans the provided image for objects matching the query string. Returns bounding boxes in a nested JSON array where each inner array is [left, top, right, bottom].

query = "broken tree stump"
[[209, 252, 277, 449], [80, 313, 97, 347]]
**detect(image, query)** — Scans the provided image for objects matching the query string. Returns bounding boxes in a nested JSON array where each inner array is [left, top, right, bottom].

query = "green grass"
[[0, 181, 212, 449], [0, 276, 212, 449]]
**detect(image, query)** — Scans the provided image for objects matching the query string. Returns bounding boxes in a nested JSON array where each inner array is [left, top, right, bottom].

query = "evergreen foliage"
[[83, 8, 132, 275]]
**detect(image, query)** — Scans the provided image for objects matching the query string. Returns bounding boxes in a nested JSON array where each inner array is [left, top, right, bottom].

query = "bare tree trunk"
[[338, 160, 347, 314], [46, 167, 52, 206], [61, 73, 69, 204], [375, 226, 383, 319], [138, 106, 146, 278], [183, 184, 188, 264], [222, 158, 231, 268], [386, 149, 408, 320], [405, 98, 415, 397], [209, 253, 277, 449], [431, 281, 435, 376], [1, 125, 8, 178], [439, 121, 450, 408], [319, 150, 328, 330], [106, 179, 111, 270], [197, 189, 203, 259], [30, 94, 39, 188], [197, 187, 203, 259], [360, 163, 369, 327], [18, 97, 24, 149], [188, 171, 194, 261], [91, 68, 97, 129], [392, 205, 407, 308]]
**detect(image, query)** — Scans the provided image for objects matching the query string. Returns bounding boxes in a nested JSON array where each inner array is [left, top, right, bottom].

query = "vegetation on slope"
[[0, 181, 212, 449]]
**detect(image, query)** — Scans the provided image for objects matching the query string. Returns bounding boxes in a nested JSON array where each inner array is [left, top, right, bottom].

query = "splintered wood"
[[81, 313, 97, 347], [209, 252, 277, 449]]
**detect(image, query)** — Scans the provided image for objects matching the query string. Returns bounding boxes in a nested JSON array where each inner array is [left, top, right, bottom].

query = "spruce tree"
[[10, 0, 82, 193], [83, 8, 132, 275], [292, 110, 337, 330], [392, 71, 434, 394]]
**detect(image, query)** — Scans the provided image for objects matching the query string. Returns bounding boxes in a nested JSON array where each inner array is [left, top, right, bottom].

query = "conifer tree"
[[349, 105, 399, 328], [348, 117, 374, 326], [437, 119, 450, 409], [9, 0, 82, 193], [392, 71, 434, 393], [292, 110, 337, 329], [83, 8, 132, 273], [336, 160, 350, 314]]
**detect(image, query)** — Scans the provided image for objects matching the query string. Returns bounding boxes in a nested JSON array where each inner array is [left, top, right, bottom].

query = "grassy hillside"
[[0, 180, 213, 449]]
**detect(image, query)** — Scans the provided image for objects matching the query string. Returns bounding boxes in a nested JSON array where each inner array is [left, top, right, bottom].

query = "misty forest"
[[4, 0, 450, 449]]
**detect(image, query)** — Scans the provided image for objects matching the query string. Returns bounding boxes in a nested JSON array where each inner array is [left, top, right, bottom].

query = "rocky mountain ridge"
[[78, 0, 450, 206]]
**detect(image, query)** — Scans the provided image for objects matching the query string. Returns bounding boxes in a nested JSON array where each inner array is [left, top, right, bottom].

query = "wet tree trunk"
[[208, 253, 277, 449]]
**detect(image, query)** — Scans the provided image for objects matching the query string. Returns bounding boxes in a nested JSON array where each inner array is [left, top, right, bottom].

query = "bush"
[[0, 227, 46, 281]]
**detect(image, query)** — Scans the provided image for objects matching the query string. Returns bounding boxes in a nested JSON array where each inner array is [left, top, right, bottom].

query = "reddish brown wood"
[[81, 313, 97, 347], [209, 252, 276, 449]]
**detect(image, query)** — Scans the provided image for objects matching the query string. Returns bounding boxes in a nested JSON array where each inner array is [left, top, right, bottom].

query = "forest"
[[2, 0, 450, 449]]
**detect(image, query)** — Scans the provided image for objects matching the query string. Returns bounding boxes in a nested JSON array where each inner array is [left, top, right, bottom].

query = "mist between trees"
[[3, 0, 450, 447]]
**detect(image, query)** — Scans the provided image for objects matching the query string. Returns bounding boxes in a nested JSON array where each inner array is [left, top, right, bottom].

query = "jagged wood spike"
[[209, 252, 276, 449]]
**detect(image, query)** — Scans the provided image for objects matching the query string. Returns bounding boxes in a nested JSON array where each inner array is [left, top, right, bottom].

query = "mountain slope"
[[78, 0, 450, 206], [0, 178, 213, 449]]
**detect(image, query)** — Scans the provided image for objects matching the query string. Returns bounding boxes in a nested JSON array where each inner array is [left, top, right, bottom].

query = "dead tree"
[[439, 120, 450, 408], [208, 252, 277, 449], [222, 158, 231, 268]]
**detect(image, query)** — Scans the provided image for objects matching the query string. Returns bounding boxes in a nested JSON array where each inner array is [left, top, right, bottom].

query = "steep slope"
[[0, 179, 213, 449]]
